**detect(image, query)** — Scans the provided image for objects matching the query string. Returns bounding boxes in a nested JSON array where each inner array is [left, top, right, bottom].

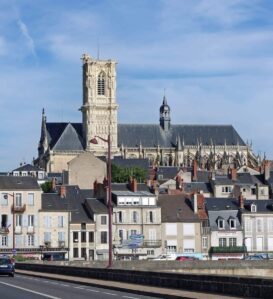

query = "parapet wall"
[[16, 262, 273, 298]]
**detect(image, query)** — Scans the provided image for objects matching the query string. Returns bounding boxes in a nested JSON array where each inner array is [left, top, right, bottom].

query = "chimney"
[[93, 180, 98, 197], [51, 178, 56, 192], [231, 168, 237, 181], [264, 160, 270, 182], [238, 192, 244, 209], [60, 185, 66, 198], [176, 175, 182, 190], [193, 193, 198, 214], [192, 160, 198, 182], [130, 178, 137, 192], [197, 193, 205, 211]]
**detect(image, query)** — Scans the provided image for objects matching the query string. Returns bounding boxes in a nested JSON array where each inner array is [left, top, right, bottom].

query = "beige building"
[[65, 151, 106, 189], [110, 180, 162, 260], [158, 194, 202, 257], [0, 176, 42, 257]]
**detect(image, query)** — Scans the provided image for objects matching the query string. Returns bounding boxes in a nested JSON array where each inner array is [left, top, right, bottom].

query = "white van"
[[152, 254, 177, 260]]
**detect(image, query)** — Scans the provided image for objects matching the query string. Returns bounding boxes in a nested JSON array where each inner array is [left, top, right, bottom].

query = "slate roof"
[[157, 167, 181, 180], [212, 176, 234, 186], [41, 186, 94, 223], [45, 122, 246, 151], [118, 124, 245, 147], [12, 164, 43, 172], [196, 170, 210, 183], [236, 173, 265, 186], [0, 176, 40, 190], [111, 183, 151, 192], [46, 122, 84, 151], [158, 195, 200, 223], [183, 182, 213, 194], [205, 198, 242, 231], [85, 198, 108, 214], [112, 157, 149, 169], [243, 199, 273, 213]]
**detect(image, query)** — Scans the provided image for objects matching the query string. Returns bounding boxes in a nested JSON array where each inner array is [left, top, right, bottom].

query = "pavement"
[[16, 269, 256, 299]]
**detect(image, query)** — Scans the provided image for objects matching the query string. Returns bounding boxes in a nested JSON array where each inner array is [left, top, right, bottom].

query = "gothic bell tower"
[[159, 95, 171, 131], [81, 53, 118, 155]]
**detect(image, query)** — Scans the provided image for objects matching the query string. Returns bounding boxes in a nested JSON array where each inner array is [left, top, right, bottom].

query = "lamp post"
[[4, 193, 15, 257], [90, 134, 113, 268]]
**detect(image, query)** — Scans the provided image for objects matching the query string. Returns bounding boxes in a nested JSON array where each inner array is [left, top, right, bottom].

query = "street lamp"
[[4, 193, 15, 257], [90, 134, 113, 268]]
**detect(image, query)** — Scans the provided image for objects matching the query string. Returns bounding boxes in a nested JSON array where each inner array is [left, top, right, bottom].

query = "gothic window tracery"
[[98, 72, 105, 95]]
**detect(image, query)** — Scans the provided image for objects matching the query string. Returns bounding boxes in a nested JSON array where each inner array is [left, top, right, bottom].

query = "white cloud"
[[17, 18, 37, 58]]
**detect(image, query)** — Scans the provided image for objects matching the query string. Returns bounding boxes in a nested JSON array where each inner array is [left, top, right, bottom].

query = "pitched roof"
[[118, 124, 245, 147], [46, 122, 84, 151], [158, 194, 200, 223], [111, 183, 151, 192], [45, 122, 246, 151], [0, 176, 40, 190], [157, 167, 181, 180], [183, 182, 213, 194], [41, 186, 94, 223], [243, 199, 273, 213], [12, 164, 43, 172], [85, 198, 108, 214], [112, 157, 149, 169]]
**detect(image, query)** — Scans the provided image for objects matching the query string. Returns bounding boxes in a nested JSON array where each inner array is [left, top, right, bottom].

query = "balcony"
[[44, 241, 51, 248], [142, 240, 162, 248], [210, 246, 246, 254], [15, 226, 22, 234], [27, 226, 35, 234], [0, 227, 9, 234], [11, 204, 26, 213], [58, 241, 65, 248]]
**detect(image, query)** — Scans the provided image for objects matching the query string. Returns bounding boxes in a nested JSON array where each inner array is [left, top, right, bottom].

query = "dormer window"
[[218, 218, 225, 229], [229, 218, 236, 229], [251, 204, 257, 213]]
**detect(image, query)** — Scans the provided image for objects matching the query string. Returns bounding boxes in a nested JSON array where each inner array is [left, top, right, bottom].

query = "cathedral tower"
[[159, 95, 171, 131], [81, 54, 118, 155]]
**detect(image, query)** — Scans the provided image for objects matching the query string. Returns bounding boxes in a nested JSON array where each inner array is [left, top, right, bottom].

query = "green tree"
[[41, 181, 52, 193], [111, 164, 147, 183]]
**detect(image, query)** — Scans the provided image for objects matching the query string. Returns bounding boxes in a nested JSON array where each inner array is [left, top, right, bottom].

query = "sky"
[[1, 0, 273, 171]]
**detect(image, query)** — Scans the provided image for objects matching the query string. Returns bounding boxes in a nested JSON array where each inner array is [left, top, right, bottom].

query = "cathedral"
[[37, 53, 258, 173]]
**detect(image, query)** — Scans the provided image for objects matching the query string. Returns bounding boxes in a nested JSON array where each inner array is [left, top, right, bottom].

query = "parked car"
[[0, 257, 15, 277], [176, 256, 198, 261], [244, 255, 264, 260]]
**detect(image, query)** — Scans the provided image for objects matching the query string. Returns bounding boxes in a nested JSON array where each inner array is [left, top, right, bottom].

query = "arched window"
[[97, 72, 105, 95]]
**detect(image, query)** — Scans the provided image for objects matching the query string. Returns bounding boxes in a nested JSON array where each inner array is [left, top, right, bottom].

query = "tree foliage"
[[111, 164, 147, 183], [41, 181, 52, 193]]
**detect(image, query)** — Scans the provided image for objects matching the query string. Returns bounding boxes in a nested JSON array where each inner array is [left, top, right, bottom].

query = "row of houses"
[[1, 174, 273, 261]]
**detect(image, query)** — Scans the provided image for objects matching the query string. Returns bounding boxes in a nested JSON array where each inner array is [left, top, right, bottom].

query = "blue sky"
[[1, 0, 273, 171]]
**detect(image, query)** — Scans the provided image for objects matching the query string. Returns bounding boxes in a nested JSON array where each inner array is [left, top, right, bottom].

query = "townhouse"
[[111, 180, 162, 260], [0, 176, 42, 257], [158, 194, 202, 258]]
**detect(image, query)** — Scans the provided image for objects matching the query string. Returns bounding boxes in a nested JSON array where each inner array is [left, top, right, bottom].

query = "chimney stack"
[[60, 185, 66, 198], [230, 168, 237, 181], [193, 193, 198, 214], [192, 160, 198, 182], [130, 178, 137, 192], [93, 180, 98, 197], [51, 177, 56, 192], [238, 192, 244, 209]]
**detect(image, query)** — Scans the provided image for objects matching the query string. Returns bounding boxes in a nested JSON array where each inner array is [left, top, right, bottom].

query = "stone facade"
[[66, 151, 106, 189], [36, 53, 259, 173], [81, 53, 119, 155]]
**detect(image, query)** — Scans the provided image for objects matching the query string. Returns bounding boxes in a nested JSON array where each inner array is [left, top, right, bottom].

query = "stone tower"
[[81, 53, 118, 155], [159, 95, 171, 131]]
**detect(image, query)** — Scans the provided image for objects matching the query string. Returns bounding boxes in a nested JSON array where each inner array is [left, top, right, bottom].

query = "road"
[[0, 274, 157, 299]]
